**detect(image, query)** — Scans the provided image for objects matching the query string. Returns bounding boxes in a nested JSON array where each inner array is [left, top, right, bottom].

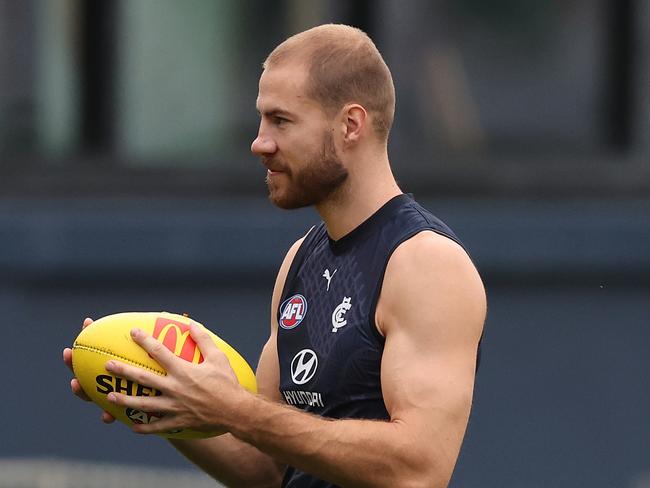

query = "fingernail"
[[131, 328, 141, 337], [107, 393, 116, 403], [105, 361, 114, 371]]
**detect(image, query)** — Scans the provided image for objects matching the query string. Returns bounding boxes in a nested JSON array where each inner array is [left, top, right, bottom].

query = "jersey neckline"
[[327, 193, 412, 255]]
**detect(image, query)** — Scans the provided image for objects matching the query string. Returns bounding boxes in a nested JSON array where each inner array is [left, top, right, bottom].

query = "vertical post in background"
[[345, 0, 373, 37], [633, 0, 650, 156], [79, 0, 118, 154], [285, 0, 375, 40], [603, 0, 635, 151]]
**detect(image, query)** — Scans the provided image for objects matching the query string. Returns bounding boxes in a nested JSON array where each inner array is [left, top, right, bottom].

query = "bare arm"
[[106, 231, 485, 487], [168, 338, 284, 488], [222, 231, 486, 487], [167, 237, 306, 487], [63, 238, 305, 488]]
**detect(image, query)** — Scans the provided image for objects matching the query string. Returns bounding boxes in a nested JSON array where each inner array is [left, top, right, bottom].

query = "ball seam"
[[73, 343, 166, 375]]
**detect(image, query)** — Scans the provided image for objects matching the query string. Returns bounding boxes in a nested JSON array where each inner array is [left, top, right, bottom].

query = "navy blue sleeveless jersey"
[[276, 194, 468, 488]]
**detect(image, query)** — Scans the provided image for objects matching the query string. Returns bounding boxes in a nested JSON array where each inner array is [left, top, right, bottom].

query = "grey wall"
[[1, 197, 648, 488]]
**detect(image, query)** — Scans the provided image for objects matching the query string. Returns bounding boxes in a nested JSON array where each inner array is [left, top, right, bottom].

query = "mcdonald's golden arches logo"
[[152, 318, 204, 364]]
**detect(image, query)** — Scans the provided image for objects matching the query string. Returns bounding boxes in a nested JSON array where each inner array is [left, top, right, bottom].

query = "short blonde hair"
[[264, 24, 396, 141]]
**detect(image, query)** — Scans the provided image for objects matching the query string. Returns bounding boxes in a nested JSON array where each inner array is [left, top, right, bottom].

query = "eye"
[[273, 116, 289, 126]]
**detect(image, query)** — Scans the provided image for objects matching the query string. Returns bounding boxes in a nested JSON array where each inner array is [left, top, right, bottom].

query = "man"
[[64, 24, 485, 488]]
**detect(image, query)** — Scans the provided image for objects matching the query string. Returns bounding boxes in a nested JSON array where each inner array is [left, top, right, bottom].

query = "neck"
[[315, 150, 401, 241]]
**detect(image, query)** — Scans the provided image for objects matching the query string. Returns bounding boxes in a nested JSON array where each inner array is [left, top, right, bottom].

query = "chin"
[[267, 185, 315, 209], [268, 193, 311, 210], [266, 180, 299, 209]]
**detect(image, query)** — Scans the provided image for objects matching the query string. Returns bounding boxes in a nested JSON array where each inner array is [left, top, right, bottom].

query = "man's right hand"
[[63, 317, 116, 424]]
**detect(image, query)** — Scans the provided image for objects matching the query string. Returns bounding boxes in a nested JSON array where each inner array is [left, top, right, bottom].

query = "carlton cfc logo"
[[279, 294, 307, 329]]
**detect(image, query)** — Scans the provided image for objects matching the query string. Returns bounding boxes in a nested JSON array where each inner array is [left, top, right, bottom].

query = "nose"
[[251, 131, 277, 156]]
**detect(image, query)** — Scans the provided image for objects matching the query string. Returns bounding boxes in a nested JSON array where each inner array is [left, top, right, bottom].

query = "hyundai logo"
[[290, 349, 318, 385]]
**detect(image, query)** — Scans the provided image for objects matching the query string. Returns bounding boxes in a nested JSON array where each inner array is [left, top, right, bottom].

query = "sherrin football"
[[72, 312, 257, 439]]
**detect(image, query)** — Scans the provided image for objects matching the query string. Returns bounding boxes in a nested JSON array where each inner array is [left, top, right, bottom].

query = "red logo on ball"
[[152, 318, 204, 363], [279, 295, 307, 329]]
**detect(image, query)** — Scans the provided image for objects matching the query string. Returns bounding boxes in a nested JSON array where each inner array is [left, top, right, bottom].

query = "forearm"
[[227, 395, 451, 488], [170, 434, 284, 488]]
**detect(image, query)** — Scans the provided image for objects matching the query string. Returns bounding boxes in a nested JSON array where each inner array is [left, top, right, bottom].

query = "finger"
[[131, 415, 185, 436], [189, 321, 219, 360], [129, 328, 178, 370], [106, 391, 173, 414], [83, 317, 94, 329], [70, 378, 91, 401], [63, 348, 73, 371], [101, 411, 116, 424], [105, 360, 166, 391]]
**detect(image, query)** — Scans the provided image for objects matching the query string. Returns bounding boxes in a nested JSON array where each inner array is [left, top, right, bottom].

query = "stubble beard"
[[265, 131, 348, 210]]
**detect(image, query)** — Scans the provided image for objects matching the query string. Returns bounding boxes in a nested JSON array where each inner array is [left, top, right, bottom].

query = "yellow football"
[[72, 311, 257, 439]]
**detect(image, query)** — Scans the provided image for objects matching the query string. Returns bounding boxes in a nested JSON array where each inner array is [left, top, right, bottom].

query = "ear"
[[340, 104, 367, 145]]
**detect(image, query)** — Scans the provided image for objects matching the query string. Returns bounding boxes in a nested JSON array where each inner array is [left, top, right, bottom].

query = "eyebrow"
[[257, 107, 294, 119]]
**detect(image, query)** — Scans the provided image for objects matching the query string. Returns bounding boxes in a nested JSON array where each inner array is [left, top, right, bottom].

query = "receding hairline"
[[262, 24, 396, 140], [262, 24, 372, 69]]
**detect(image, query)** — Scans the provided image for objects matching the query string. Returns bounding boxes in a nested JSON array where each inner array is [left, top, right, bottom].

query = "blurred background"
[[0, 0, 648, 487]]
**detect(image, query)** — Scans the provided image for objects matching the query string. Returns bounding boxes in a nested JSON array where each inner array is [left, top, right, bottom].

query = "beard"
[[264, 131, 348, 210]]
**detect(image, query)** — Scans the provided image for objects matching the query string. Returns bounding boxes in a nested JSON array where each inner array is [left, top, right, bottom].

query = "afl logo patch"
[[279, 294, 307, 329]]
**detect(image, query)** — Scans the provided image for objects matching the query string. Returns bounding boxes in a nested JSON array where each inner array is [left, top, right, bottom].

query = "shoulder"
[[277, 235, 307, 283], [269, 230, 312, 330], [389, 230, 477, 280], [398, 197, 461, 242], [376, 230, 486, 340]]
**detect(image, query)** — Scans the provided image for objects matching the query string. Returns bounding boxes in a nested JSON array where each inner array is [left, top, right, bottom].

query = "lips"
[[262, 158, 286, 174]]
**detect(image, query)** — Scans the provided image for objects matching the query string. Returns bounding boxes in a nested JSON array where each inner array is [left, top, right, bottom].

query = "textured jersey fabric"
[[276, 193, 466, 488]]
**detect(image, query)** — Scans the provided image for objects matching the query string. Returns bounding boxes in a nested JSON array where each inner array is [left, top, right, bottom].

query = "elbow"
[[389, 471, 450, 488], [388, 471, 450, 488], [411, 475, 450, 488], [374, 473, 447, 488], [380, 450, 453, 488]]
